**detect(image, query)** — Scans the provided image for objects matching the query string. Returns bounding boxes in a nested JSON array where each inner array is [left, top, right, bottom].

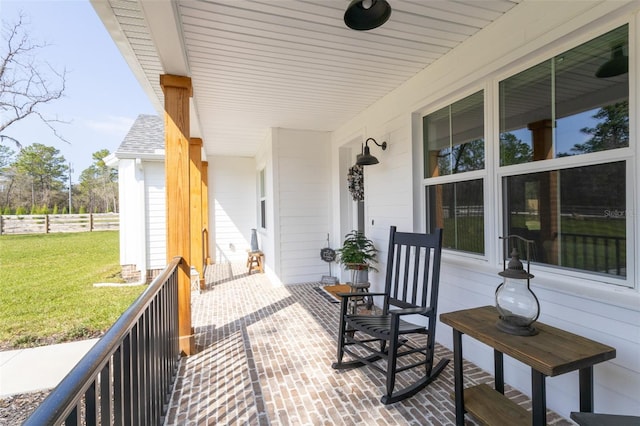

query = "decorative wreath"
[[347, 164, 364, 201]]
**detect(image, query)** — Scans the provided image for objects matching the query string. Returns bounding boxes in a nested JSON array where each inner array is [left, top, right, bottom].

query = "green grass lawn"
[[0, 231, 145, 349]]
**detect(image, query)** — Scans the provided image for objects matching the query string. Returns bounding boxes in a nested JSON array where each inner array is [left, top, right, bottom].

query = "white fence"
[[0, 213, 119, 235]]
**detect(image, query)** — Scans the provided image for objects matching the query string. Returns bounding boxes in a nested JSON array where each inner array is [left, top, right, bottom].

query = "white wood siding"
[[144, 162, 166, 269], [117, 159, 144, 269], [210, 156, 257, 263], [117, 158, 165, 276], [360, 121, 415, 291], [274, 128, 331, 284], [332, 1, 640, 419]]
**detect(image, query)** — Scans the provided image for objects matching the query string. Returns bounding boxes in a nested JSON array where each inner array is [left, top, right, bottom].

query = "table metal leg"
[[579, 366, 594, 412], [453, 330, 465, 426], [494, 349, 504, 394], [531, 369, 547, 426]]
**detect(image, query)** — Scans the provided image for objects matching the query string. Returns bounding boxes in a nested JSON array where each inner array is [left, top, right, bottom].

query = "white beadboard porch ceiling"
[[95, 0, 522, 157]]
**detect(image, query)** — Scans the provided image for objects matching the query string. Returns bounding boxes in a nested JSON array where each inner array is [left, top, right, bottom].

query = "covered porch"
[[164, 262, 571, 425], [91, 0, 639, 422]]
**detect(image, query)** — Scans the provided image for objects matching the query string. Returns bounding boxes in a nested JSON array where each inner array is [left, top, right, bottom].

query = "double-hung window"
[[424, 91, 485, 254], [421, 24, 632, 286], [499, 25, 629, 282]]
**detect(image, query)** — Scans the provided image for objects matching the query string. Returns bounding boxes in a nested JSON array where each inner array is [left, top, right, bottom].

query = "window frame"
[[421, 86, 490, 261], [497, 159, 632, 287], [492, 22, 635, 288], [417, 20, 636, 289]]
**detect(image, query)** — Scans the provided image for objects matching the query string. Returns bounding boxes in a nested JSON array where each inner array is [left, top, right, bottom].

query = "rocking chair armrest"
[[335, 291, 386, 299], [389, 306, 433, 316]]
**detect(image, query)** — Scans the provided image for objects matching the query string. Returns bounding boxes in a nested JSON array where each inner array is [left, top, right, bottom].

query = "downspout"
[[136, 157, 148, 284]]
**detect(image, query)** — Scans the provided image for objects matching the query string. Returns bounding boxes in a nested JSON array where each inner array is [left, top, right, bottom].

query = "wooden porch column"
[[428, 149, 444, 229], [201, 160, 211, 265], [190, 138, 204, 290], [528, 119, 558, 264], [529, 119, 553, 162], [160, 74, 195, 356]]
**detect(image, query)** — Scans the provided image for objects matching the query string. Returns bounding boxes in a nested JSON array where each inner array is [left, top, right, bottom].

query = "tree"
[[78, 149, 118, 213], [452, 139, 484, 173], [0, 145, 14, 169], [1, 13, 67, 147], [0, 145, 16, 210], [434, 139, 484, 176], [1, 164, 26, 211], [14, 143, 67, 207], [500, 132, 532, 165], [571, 101, 629, 154]]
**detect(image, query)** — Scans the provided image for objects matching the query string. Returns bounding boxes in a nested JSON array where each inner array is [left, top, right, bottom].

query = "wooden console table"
[[440, 306, 616, 426]]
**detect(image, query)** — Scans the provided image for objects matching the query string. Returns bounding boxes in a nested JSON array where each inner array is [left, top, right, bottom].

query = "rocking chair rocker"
[[332, 226, 449, 404]]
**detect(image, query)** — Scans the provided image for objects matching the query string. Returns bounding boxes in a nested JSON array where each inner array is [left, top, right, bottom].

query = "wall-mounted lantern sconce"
[[344, 0, 391, 31], [356, 137, 387, 166]]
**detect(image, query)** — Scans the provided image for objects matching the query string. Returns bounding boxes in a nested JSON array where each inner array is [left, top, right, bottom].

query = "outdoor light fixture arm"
[[365, 137, 387, 151]]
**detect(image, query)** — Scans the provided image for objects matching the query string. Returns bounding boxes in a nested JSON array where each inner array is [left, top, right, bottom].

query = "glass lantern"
[[495, 236, 540, 336]]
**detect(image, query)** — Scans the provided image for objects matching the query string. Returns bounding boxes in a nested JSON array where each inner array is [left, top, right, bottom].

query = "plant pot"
[[346, 263, 369, 284]]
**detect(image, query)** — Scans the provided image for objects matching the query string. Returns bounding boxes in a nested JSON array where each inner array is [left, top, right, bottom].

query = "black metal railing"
[[24, 257, 182, 425], [561, 233, 626, 276]]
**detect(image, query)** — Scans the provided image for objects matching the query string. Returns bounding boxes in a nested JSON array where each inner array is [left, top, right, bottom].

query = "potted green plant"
[[336, 230, 378, 283]]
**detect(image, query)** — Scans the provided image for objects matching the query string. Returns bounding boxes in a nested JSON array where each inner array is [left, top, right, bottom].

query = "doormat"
[[319, 284, 351, 302], [314, 287, 338, 303]]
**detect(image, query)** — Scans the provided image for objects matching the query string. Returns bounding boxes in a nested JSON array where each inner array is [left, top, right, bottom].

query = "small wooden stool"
[[347, 281, 372, 314], [247, 251, 264, 274]]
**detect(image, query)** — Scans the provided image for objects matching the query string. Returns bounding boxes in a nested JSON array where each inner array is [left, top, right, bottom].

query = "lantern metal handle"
[[499, 235, 534, 275]]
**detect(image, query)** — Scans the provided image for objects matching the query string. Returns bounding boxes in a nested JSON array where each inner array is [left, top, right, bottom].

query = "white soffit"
[[95, 0, 523, 157]]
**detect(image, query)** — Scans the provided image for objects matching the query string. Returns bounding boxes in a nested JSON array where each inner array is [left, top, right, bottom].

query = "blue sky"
[[2, 0, 156, 181]]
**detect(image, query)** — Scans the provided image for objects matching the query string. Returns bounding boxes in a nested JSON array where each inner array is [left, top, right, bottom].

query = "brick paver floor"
[[164, 262, 572, 426]]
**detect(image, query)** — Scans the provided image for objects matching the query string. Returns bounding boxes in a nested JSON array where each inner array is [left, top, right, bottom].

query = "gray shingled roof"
[[116, 114, 164, 155]]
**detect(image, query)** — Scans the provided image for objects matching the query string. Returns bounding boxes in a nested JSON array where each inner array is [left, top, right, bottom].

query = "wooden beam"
[[528, 119, 553, 161], [201, 160, 211, 265], [190, 138, 204, 290], [528, 118, 558, 264], [160, 74, 195, 356]]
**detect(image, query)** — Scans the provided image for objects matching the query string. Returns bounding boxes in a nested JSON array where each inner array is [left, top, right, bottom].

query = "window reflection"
[[427, 179, 484, 254], [504, 162, 626, 277], [500, 25, 628, 166], [424, 91, 484, 177]]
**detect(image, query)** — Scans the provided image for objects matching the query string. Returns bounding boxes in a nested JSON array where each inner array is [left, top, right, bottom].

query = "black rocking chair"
[[332, 226, 449, 404]]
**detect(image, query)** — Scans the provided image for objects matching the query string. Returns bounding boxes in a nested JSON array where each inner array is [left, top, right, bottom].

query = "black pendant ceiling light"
[[596, 44, 628, 78], [356, 138, 387, 166], [344, 0, 391, 31]]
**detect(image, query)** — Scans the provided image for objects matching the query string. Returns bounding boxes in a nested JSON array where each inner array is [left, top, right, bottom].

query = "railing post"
[[616, 239, 621, 275], [99, 364, 110, 425], [603, 237, 609, 273], [45, 214, 50, 234]]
